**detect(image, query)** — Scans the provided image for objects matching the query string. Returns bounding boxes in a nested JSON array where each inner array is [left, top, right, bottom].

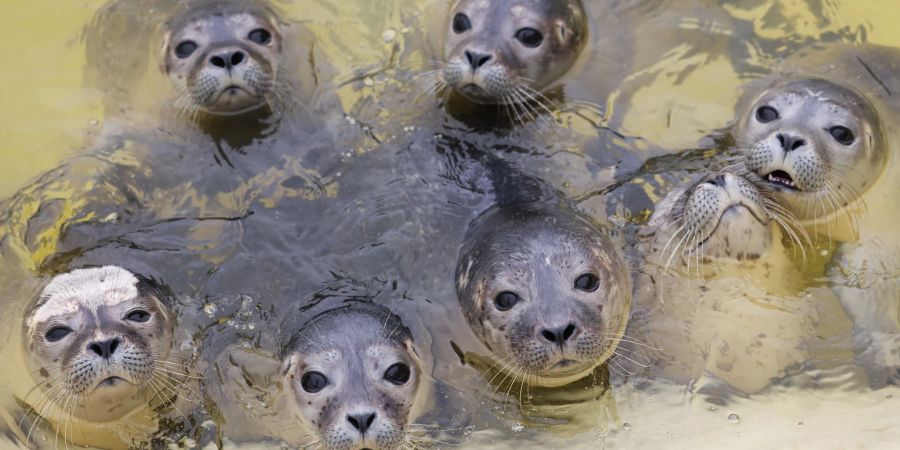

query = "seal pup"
[[455, 162, 633, 389], [628, 171, 818, 394], [422, 0, 588, 112], [731, 46, 900, 386], [17, 266, 190, 449]]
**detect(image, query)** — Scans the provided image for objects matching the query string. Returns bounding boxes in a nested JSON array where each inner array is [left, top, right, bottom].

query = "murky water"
[[1, 0, 899, 449]]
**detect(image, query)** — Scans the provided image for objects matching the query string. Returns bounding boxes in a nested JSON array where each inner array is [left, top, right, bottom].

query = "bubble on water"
[[203, 303, 217, 317], [727, 413, 741, 424], [820, 249, 829, 256], [401, 27, 410, 34], [511, 423, 525, 432], [708, 405, 717, 411], [622, 422, 632, 430], [364, 77, 375, 87], [382, 28, 397, 43], [88, 119, 100, 126]]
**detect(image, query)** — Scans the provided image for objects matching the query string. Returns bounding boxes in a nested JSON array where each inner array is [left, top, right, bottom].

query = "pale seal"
[[436, 0, 588, 105], [280, 303, 430, 450], [19, 266, 187, 447]]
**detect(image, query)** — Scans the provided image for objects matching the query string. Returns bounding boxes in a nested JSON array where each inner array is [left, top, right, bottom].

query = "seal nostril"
[[791, 139, 806, 151], [777, 134, 785, 148], [88, 338, 120, 359], [347, 413, 376, 434], [365, 413, 376, 429], [707, 175, 727, 187], [108, 338, 119, 355], [562, 324, 576, 341], [541, 329, 558, 343], [210, 55, 226, 68], [464, 50, 492, 70], [89, 343, 103, 357], [231, 51, 244, 66]]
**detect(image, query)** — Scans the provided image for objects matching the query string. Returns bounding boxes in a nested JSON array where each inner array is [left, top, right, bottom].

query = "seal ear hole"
[[829, 126, 855, 145], [515, 28, 544, 48], [574, 273, 600, 292], [125, 309, 151, 323], [300, 371, 329, 393], [755, 105, 779, 123], [452, 13, 471, 34], [174, 41, 198, 59], [494, 291, 520, 311], [384, 363, 411, 385], [45, 326, 73, 342], [248, 28, 272, 45]]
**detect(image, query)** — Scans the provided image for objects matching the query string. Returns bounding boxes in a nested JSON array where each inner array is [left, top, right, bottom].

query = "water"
[[1, 0, 900, 449]]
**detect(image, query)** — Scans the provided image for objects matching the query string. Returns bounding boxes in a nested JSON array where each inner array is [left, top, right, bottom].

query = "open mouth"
[[764, 170, 799, 191]]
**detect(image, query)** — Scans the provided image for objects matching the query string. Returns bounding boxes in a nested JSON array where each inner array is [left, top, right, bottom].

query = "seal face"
[[735, 78, 887, 223], [456, 203, 631, 388], [440, 0, 587, 104], [281, 304, 423, 450], [24, 266, 176, 423], [161, 4, 283, 116]]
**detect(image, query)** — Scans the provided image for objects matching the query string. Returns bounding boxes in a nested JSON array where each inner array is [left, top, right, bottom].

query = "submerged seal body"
[[20, 266, 184, 447], [455, 201, 632, 388], [438, 0, 588, 105], [280, 303, 429, 450]]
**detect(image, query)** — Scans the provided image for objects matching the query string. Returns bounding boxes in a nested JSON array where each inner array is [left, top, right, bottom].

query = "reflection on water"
[[1, 0, 900, 449]]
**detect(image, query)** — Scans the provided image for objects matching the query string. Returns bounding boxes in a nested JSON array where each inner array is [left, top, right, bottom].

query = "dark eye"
[[125, 309, 151, 323], [452, 13, 471, 34], [300, 371, 328, 393], [45, 326, 73, 342], [829, 126, 855, 145], [248, 28, 272, 45], [515, 28, 543, 48], [574, 273, 600, 292], [756, 106, 779, 123], [494, 291, 520, 311], [174, 41, 198, 59], [384, 363, 411, 385]]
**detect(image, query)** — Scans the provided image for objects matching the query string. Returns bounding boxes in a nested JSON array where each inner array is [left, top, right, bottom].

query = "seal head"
[[456, 203, 631, 388], [735, 78, 887, 223], [441, 0, 588, 104], [24, 266, 176, 423], [281, 303, 424, 450], [161, 2, 283, 116]]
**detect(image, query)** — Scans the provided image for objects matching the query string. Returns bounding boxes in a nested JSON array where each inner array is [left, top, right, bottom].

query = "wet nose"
[[347, 412, 377, 435], [464, 50, 492, 70], [540, 323, 578, 345], [88, 337, 120, 360], [777, 133, 806, 152], [209, 50, 246, 70]]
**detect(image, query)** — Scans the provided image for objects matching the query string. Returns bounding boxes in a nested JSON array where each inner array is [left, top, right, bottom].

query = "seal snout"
[[87, 336, 121, 360], [347, 411, 377, 435], [539, 323, 578, 347], [208, 47, 247, 70]]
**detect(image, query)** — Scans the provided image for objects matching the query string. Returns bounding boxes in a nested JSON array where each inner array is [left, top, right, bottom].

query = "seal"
[[455, 201, 632, 388], [160, 1, 286, 117], [436, 0, 588, 105], [734, 77, 887, 227], [19, 266, 186, 447], [628, 171, 817, 394], [280, 303, 430, 450]]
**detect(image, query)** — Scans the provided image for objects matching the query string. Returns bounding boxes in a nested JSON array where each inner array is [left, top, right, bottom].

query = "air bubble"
[[622, 422, 632, 430], [727, 413, 741, 424], [382, 29, 397, 43], [511, 423, 525, 432]]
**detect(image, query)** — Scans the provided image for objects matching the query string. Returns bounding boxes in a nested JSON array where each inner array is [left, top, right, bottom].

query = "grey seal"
[[19, 266, 187, 448], [434, 0, 588, 105]]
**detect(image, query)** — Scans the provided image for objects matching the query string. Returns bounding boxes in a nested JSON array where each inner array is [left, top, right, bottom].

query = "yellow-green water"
[[1, 1, 900, 449]]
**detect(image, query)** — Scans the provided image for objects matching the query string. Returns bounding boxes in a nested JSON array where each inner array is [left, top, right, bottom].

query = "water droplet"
[[727, 413, 741, 424], [511, 423, 525, 432], [382, 29, 397, 43], [364, 77, 375, 87], [622, 422, 632, 430], [88, 119, 100, 126], [203, 303, 217, 317]]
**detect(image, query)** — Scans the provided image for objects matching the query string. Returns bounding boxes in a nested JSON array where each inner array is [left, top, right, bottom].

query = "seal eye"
[[248, 28, 272, 45], [45, 326, 73, 342], [300, 371, 329, 393], [174, 41, 198, 59], [125, 310, 151, 323], [384, 363, 411, 385], [452, 13, 471, 34], [515, 28, 543, 48], [829, 126, 855, 145], [574, 273, 600, 292], [755, 106, 780, 123], [494, 291, 520, 311]]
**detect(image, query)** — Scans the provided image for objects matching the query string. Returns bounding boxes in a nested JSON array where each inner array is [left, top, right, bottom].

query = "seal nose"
[[707, 174, 727, 187], [464, 50, 492, 70], [347, 412, 377, 435], [540, 323, 578, 345], [776, 133, 806, 152], [88, 337, 120, 360], [209, 50, 246, 70]]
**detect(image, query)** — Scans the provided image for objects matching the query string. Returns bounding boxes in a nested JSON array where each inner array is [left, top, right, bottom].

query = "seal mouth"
[[93, 376, 129, 390], [764, 170, 799, 191], [215, 85, 253, 100]]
